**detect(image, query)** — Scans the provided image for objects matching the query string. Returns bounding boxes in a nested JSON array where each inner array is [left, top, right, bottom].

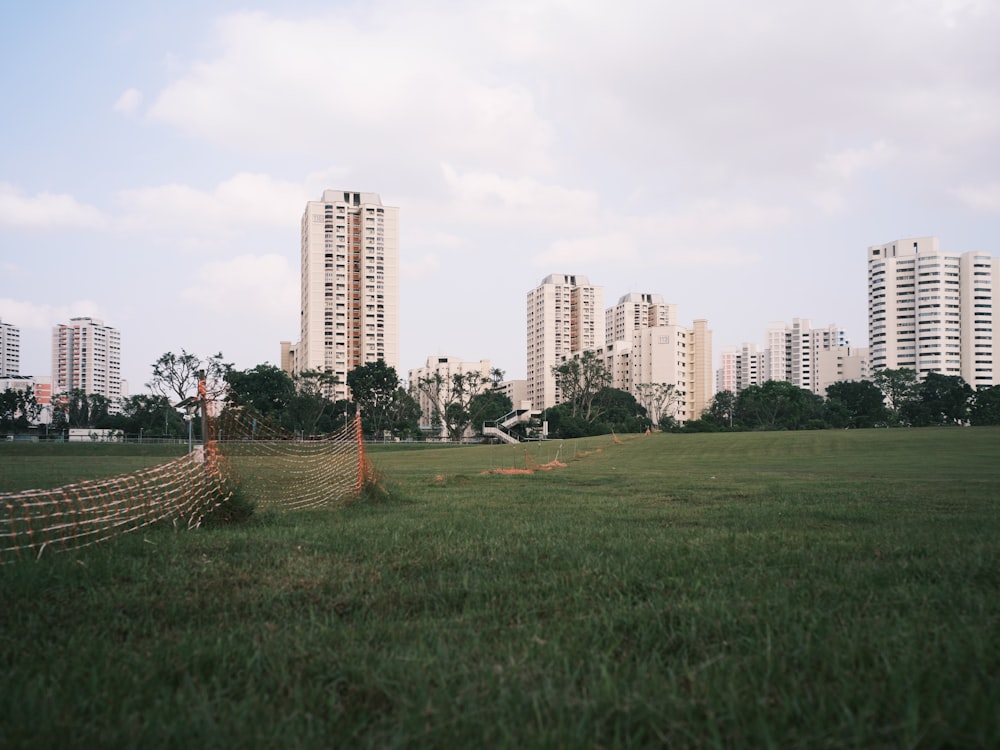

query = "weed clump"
[[354, 464, 401, 505], [201, 483, 256, 526]]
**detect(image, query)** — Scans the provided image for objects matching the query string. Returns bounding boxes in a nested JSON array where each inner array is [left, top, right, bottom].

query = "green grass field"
[[1, 428, 998, 748]]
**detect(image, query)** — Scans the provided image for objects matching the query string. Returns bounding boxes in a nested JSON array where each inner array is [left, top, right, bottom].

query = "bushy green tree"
[[281, 371, 340, 435], [118, 394, 182, 436], [348, 360, 410, 439], [873, 368, 919, 426], [903, 372, 973, 426], [50, 390, 116, 430], [970, 385, 1000, 425], [468, 391, 513, 436], [225, 364, 297, 416], [592, 387, 649, 433], [702, 390, 736, 430], [0, 387, 40, 432], [736, 380, 824, 430], [825, 380, 888, 428], [386, 387, 422, 439]]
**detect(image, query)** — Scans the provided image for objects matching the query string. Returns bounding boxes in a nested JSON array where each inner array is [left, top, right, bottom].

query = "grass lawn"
[[1, 428, 998, 748]]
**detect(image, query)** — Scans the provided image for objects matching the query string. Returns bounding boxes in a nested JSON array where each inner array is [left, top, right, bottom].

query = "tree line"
[[0, 350, 518, 442], [542, 357, 1000, 437], [5, 350, 1000, 439]]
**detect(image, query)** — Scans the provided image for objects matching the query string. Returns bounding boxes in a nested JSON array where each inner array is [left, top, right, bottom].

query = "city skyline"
[[2, 2, 998, 392]]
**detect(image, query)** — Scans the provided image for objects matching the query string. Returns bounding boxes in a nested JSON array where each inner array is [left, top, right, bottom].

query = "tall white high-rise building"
[[526, 274, 604, 411], [603, 293, 713, 423], [868, 237, 998, 387], [292, 190, 399, 401], [51, 317, 122, 407], [1, 318, 19, 377], [605, 293, 676, 346]]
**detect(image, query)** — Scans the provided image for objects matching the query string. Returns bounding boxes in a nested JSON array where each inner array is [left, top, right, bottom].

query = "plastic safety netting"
[[1, 409, 369, 563]]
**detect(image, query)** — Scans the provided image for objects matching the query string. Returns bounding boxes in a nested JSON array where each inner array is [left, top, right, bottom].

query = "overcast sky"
[[2, 0, 998, 393]]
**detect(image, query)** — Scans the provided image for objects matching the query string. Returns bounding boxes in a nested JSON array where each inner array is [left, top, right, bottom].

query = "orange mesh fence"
[[214, 410, 366, 511], [1, 451, 231, 563], [1, 406, 368, 564]]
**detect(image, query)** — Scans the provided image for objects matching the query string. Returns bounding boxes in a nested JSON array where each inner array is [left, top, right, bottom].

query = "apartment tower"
[[605, 293, 677, 346], [868, 237, 998, 388], [764, 318, 849, 394], [1, 318, 19, 377], [293, 190, 399, 401], [716, 343, 765, 395], [526, 274, 604, 411], [51, 317, 122, 407]]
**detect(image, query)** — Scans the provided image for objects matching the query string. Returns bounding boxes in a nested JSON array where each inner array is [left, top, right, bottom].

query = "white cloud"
[[0, 298, 105, 330], [0, 184, 107, 229], [953, 183, 1000, 213], [630, 199, 793, 240], [819, 140, 897, 180], [401, 253, 441, 281], [113, 88, 143, 115], [441, 164, 601, 228], [533, 234, 639, 268], [179, 254, 298, 318], [147, 10, 554, 174], [115, 173, 309, 232], [653, 245, 762, 269]]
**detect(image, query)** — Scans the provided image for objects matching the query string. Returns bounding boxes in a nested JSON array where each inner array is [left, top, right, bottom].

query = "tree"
[[281, 371, 340, 435], [65, 389, 90, 428], [414, 370, 491, 442], [347, 359, 403, 439], [634, 382, 684, 426], [970, 385, 1000, 426], [148, 350, 231, 404], [225, 364, 296, 417], [55, 389, 114, 429], [119, 394, 182, 436], [468, 390, 513, 436], [552, 350, 612, 421], [385, 387, 423, 439], [873, 368, 919, 426], [736, 380, 824, 430], [703, 390, 736, 429], [904, 372, 973, 426], [592, 387, 649, 433], [824, 380, 888, 428], [0, 387, 40, 432]]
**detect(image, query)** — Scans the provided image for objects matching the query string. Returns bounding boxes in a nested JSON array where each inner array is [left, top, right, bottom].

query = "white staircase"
[[482, 404, 542, 444]]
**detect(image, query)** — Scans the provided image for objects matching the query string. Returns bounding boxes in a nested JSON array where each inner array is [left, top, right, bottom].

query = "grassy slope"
[[0, 429, 998, 748]]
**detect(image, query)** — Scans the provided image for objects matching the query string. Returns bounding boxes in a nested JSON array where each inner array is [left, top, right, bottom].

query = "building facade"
[[1, 318, 19, 377], [815, 346, 871, 396], [292, 190, 399, 401], [868, 236, 998, 388], [51, 317, 122, 408], [764, 318, 849, 394], [716, 343, 765, 395], [629, 319, 713, 423], [601, 293, 713, 424], [526, 274, 604, 411], [605, 293, 677, 346]]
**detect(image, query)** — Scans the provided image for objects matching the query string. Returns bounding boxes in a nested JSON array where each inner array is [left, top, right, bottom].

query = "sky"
[[2, 0, 999, 394]]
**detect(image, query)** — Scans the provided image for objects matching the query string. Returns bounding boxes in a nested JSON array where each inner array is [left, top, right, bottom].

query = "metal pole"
[[198, 369, 208, 449]]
